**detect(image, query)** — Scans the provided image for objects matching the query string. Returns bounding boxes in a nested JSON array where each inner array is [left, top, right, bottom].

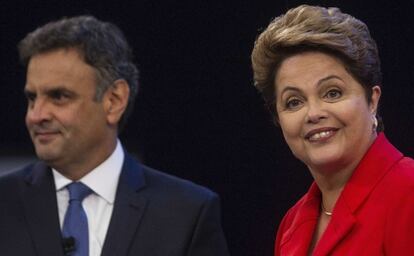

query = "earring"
[[372, 115, 378, 131]]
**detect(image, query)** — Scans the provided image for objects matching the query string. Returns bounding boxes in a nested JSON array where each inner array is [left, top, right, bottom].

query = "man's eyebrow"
[[23, 88, 35, 97], [45, 87, 70, 93], [23, 85, 75, 98]]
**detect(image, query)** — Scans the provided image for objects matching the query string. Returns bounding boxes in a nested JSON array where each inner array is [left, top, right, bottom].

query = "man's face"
[[25, 48, 114, 174]]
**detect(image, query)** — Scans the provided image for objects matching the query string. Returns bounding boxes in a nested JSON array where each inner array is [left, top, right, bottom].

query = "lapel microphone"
[[62, 236, 76, 255]]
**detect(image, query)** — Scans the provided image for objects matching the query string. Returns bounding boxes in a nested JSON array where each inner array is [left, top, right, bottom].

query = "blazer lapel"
[[280, 183, 321, 255], [22, 162, 65, 256], [101, 154, 147, 256], [314, 133, 402, 255], [313, 199, 356, 256]]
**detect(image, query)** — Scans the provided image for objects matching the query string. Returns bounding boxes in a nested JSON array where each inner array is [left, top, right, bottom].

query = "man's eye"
[[52, 92, 64, 99], [51, 91, 70, 101], [25, 93, 36, 102]]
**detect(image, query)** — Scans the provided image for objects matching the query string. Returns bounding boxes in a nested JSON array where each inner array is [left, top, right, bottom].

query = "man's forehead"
[[24, 49, 98, 95], [27, 48, 93, 77]]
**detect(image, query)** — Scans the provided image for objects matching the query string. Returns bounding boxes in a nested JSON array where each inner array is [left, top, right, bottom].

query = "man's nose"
[[26, 99, 52, 124]]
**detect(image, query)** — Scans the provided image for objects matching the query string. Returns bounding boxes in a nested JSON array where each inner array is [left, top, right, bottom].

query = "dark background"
[[1, 0, 414, 255]]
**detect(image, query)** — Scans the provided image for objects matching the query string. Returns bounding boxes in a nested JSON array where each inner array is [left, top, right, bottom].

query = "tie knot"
[[67, 182, 92, 201]]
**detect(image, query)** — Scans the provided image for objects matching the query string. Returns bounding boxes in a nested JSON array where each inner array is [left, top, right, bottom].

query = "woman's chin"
[[303, 151, 348, 173]]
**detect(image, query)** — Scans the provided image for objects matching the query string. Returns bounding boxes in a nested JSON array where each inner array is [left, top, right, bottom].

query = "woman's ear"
[[103, 79, 130, 126], [370, 85, 381, 114]]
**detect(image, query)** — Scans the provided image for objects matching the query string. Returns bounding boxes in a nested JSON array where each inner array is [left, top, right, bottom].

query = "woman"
[[251, 5, 414, 255]]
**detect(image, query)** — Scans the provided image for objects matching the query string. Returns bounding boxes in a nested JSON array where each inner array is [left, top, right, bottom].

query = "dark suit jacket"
[[0, 153, 230, 256]]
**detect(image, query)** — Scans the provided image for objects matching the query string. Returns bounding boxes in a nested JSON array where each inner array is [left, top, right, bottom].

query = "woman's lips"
[[305, 128, 339, 142]]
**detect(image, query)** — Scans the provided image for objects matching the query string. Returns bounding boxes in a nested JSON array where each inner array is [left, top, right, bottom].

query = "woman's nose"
[[305, 101, 327, 124]]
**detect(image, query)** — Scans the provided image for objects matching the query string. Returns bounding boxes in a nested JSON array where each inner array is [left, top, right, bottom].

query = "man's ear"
[[103, 79, 130, 126]]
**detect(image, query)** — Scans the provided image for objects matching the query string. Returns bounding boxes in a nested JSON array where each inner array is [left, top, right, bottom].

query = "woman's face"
[[275, 51, 381, 173]]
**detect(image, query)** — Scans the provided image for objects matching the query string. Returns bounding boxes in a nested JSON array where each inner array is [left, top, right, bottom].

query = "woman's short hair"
[[251, 5, 383, 131]]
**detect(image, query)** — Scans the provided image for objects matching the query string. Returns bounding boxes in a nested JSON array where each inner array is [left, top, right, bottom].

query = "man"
[[0, 16, 229, 256]]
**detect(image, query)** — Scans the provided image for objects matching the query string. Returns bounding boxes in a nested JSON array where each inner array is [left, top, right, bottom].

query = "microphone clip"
[[62, 236, 76, 255]]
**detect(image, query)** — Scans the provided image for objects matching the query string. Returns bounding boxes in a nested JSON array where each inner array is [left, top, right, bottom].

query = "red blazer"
[[275, 133, 414, 255]]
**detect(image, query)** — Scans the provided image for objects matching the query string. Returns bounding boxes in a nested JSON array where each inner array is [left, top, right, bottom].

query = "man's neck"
[[52, 139, 118, 181]]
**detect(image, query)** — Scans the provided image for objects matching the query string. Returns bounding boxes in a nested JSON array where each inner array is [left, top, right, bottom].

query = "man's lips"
[[304, 127, 339, 142], [32, 130, 61, 142]]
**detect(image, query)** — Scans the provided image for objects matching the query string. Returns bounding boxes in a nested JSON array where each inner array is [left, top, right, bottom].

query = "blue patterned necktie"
[[62, 182, 92, 256]]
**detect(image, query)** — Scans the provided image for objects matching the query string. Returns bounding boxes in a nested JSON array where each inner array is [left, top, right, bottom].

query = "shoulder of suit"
[[0, 162, 37, 183], [0, 162, 41, 199], [384, 156, 414, 190], [139, 164, 218, 201]]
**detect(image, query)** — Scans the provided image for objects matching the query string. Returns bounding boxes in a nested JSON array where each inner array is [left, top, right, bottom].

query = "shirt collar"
[[52, 139, 125, 204]]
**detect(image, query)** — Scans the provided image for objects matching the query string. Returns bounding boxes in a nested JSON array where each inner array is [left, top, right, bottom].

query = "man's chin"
[[34, 148, 61, 163]]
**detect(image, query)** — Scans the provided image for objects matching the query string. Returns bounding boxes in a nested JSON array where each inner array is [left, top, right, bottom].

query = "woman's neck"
[[310, 162, 357, 212]]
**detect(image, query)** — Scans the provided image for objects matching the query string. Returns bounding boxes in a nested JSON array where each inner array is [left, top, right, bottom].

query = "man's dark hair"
[[18, 15, 139, 131]]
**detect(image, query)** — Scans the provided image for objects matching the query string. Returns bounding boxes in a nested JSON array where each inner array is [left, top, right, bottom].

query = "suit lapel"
[[101, 154, 147, 256], [22, 162, 65, 256]]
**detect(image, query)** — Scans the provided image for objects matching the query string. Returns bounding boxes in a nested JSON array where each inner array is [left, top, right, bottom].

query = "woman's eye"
[[325, 89, 342, 100], [285, 98, 302, 109]]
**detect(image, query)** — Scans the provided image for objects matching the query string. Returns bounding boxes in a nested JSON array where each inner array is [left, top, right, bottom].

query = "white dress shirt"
[[53, 140, 124, 256]]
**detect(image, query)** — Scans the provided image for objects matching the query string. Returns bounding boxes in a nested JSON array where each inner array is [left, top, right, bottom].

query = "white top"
[[53, 140, 124, 256]]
